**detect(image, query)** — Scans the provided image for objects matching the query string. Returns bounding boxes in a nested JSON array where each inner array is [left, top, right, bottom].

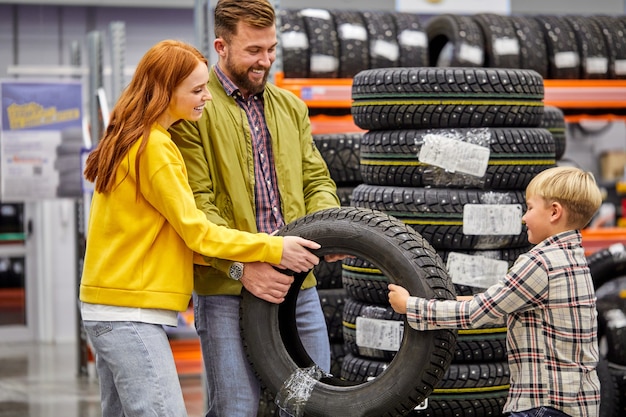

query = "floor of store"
[[0, 341, 205, 417]]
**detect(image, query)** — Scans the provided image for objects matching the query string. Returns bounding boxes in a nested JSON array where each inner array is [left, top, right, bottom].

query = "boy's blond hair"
[[525, 166, 603, 228]]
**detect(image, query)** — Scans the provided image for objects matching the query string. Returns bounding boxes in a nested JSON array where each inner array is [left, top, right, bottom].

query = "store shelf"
[[276, 74, 626, 120], [543, 80, 626, 110], [581, 227, 626, 255], [310, 114, 365, 134], [275, 73, 353, 108]]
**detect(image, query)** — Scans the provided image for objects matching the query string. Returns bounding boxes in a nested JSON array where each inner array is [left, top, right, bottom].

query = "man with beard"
[[168, 0, 341, 415]]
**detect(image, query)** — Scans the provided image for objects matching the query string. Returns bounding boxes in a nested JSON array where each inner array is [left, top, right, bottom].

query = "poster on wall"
[[0, 80, 86, 202]]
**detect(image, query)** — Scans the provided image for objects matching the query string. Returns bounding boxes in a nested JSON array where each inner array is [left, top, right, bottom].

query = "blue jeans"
[[509, 407, 572, 417], [194, 287, 330, 417], [83, 320, 187, 417]]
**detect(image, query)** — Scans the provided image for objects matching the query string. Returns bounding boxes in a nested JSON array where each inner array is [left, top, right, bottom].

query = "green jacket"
[[169, 66, 339, 296]]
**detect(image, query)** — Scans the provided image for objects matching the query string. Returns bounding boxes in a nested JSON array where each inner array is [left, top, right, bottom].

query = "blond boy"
[[389, 166, 603, 417]]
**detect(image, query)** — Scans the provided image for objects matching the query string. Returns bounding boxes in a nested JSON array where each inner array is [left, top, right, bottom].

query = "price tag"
[[463, 204, 523, 235], [447, 252, 508, 288], [356, 317, 403, 352]]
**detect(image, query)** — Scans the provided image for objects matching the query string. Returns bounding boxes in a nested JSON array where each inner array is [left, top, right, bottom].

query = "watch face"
[[229, 262, 244, 280]]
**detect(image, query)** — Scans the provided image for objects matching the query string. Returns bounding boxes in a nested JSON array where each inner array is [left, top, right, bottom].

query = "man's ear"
[[214, 38, 226, 56]]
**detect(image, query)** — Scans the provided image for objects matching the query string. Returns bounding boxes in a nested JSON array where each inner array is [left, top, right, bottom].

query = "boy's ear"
[[551, 201, 564, 222]]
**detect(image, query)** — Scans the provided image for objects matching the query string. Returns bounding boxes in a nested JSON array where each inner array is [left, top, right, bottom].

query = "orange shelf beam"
[[309, 114, 365, 135], [581, 227, 626, 255], [275, 74, 626, 120], [275, 72, 353, 108], [543, 79, 626, 109]]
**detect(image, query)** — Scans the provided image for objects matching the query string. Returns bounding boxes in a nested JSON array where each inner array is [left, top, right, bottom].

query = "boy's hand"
[[388, 283, 410, 314]]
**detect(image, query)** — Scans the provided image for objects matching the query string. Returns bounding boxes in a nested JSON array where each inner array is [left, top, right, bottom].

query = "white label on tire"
[[419, 134, 490, 177], [300, 8, 331, 20], [310, 55, 339, 73], [356, 317, 403, 351], [370, 40, 400, 61], [338, 23, 368, 41], [446, 252, 508, 288], [585, 57, 608, 74], [554, 51, 579, 69], [459, 42, 484, 65], [615, 59, 626, 75], [493, 37, 520, 56], [463, 204, 523, 235], [281, 31, 309, 49], [398, 30, 427, 47]]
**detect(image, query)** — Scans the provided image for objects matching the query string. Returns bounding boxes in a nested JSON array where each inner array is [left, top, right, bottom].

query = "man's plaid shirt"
[[406, 230, 600, 417]]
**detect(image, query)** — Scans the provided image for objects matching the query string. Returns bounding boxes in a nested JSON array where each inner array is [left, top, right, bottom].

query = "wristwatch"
[[228, 262, 245, 280]]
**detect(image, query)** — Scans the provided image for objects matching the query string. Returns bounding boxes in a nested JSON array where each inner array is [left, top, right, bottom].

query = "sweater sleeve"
[[140, 136, 283, 266]]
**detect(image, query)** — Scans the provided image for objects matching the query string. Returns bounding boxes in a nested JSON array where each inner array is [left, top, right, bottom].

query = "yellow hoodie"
[[79, 124, 283, 312]]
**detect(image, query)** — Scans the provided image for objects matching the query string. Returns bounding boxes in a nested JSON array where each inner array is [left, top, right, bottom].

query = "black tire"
[[341, 354, 510, 417], [341, 354, 510, 389], [351, 67, 545, 131], [336, 186, 356, 207], [313, 132, 362, 186], [332, 10, 369, 78], [342, 296, 507, 364], [318, 288, 347, 342], [472, 13, 521, 69], [313, 258, 343, 289], [359, 127, 555, 190], [509, 15, 549, 78], [241, 207, 457, 417], [534, 15, 581, 79], [564, 15, 609, 79], [426, 14, 485, 67], [362, 11, 400, 69], [591, 16, 626, 80], [301, 8, 340, 78], [393, 12, 429, 68], [587, 244, 626, 290], [406, 389, 508, 417], [279, 9, 309, 79], [596, 276, 626, 368], [598, 358, 619, 417], [455, 327, 507, 363], [539, 106, 567, 161], [351, 185, 529, 250], [342, 297, 403, 361]]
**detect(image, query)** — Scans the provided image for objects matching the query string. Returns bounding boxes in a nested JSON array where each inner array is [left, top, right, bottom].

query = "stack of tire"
[[278, 8, 429, 79], [344, 66, 556, 416], [540, 106, 567, 163], [586, 244, 626, 417], [426, 13, 626, 80], [278, 10, 626, 82]]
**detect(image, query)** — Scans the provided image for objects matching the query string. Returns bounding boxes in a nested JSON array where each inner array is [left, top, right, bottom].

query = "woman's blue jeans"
[[83, 320, 187, 417]]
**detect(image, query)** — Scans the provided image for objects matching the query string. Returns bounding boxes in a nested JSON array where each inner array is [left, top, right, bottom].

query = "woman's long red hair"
[[84, 40, 207, 195]]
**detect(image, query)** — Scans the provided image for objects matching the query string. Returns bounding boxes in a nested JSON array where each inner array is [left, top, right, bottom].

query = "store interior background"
[[1, 0, 626, 377]]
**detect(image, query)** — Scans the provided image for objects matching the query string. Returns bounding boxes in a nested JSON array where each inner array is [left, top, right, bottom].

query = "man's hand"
[[240, 262, 294, 304], [277, 236, 321, 273], [388, 283, 410, 314]]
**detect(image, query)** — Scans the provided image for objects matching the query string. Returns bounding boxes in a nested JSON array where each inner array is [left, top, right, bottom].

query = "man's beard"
[[224, 55, 269, 96]]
